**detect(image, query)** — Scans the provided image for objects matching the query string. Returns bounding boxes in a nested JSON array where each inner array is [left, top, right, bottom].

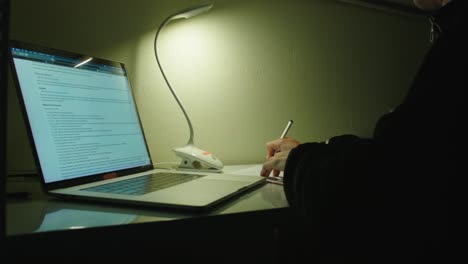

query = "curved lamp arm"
[[153, 3, 213, 146]]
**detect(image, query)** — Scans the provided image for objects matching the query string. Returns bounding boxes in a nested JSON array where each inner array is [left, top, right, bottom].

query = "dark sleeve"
[[283, 135, 382, 257], [283, 135, 377, 215]]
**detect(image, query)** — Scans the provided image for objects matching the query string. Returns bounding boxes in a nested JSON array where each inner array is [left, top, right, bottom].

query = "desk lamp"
[[154, 3, 223, 172]]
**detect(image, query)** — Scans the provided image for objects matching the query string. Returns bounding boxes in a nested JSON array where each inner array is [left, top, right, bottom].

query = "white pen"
[[280, 120, 294, 139], [266, 120, 293, 184]]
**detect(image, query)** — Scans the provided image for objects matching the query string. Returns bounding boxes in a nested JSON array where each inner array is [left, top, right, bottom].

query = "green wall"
[[7, 0, 430, 173]]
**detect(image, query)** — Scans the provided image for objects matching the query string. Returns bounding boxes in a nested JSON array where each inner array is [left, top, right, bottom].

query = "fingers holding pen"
[[262, 120, 299, 177], [265, 137, 300, 159], [265, 138, 283, 159], [261, 150, 290, 177]]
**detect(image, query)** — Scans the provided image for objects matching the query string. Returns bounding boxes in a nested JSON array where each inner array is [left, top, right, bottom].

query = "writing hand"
[[261, 149, 291, 177], [261, 137, 300, 177]]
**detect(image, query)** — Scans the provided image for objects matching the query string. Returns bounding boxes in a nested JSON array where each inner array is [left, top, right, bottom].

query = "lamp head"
[[170, 3, 213, 21]]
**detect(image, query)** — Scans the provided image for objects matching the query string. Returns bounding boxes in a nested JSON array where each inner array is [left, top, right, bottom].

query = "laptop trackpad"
[[143, 179, 249, 206]]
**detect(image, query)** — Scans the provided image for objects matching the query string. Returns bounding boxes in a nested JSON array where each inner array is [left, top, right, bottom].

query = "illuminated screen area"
[[11, 47, 151, 183]]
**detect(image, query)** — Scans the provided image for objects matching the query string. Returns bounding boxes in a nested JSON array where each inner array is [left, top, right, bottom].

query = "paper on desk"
[[229, 164, 263, 176], [230, 164, 284, 185], [229, 164, 282, 177]]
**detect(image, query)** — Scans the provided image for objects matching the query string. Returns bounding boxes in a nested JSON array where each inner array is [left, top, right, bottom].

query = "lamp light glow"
[[154, 3, 223, 172]]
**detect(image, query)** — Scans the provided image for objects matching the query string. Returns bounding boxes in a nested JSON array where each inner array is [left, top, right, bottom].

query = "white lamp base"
[[173, 145, 224, 173]]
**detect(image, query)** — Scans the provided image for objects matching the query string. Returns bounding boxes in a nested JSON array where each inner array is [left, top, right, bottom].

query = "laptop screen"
[[9, 41, 152, 184]]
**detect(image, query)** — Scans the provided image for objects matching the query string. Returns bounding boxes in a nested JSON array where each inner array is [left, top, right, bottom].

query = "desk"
[[5, 165, 291, 259]]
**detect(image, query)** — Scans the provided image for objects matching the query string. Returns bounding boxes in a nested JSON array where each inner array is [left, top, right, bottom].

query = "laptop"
[[8, 40, 266, 211]]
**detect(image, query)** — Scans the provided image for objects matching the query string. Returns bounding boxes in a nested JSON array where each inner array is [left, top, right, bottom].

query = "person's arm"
[[283, 135, 375, 211], [282, 136, 383, 259]]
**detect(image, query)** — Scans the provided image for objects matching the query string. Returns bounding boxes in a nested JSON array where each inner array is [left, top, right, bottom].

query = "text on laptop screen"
[[11, 47, 151, 183]]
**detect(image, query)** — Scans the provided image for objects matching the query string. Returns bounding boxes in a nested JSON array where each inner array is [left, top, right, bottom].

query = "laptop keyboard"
[[82, 172, 206, 195]]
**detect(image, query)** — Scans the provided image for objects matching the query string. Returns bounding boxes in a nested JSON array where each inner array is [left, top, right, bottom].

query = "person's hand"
[[261, 150, 292, 177], [260, 137, 300, 177]]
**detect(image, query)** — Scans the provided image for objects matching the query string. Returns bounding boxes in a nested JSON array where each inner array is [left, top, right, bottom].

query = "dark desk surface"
[[5, 165, 291, 258]]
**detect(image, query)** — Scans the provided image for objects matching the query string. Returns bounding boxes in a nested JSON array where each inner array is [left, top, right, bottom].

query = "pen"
[[280, 120, 294, 139], [266, 120, 292, 185]]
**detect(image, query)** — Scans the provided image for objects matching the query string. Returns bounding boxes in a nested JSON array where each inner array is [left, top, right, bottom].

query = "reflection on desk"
[[7, 165, 288, 236], [36, 209, 137, 232]]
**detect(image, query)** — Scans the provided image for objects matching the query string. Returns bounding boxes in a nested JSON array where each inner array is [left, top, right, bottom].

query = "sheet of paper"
[[229, 164, 263, 176], [230, 164, 284, 176], [230, 164, 284, 185]]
